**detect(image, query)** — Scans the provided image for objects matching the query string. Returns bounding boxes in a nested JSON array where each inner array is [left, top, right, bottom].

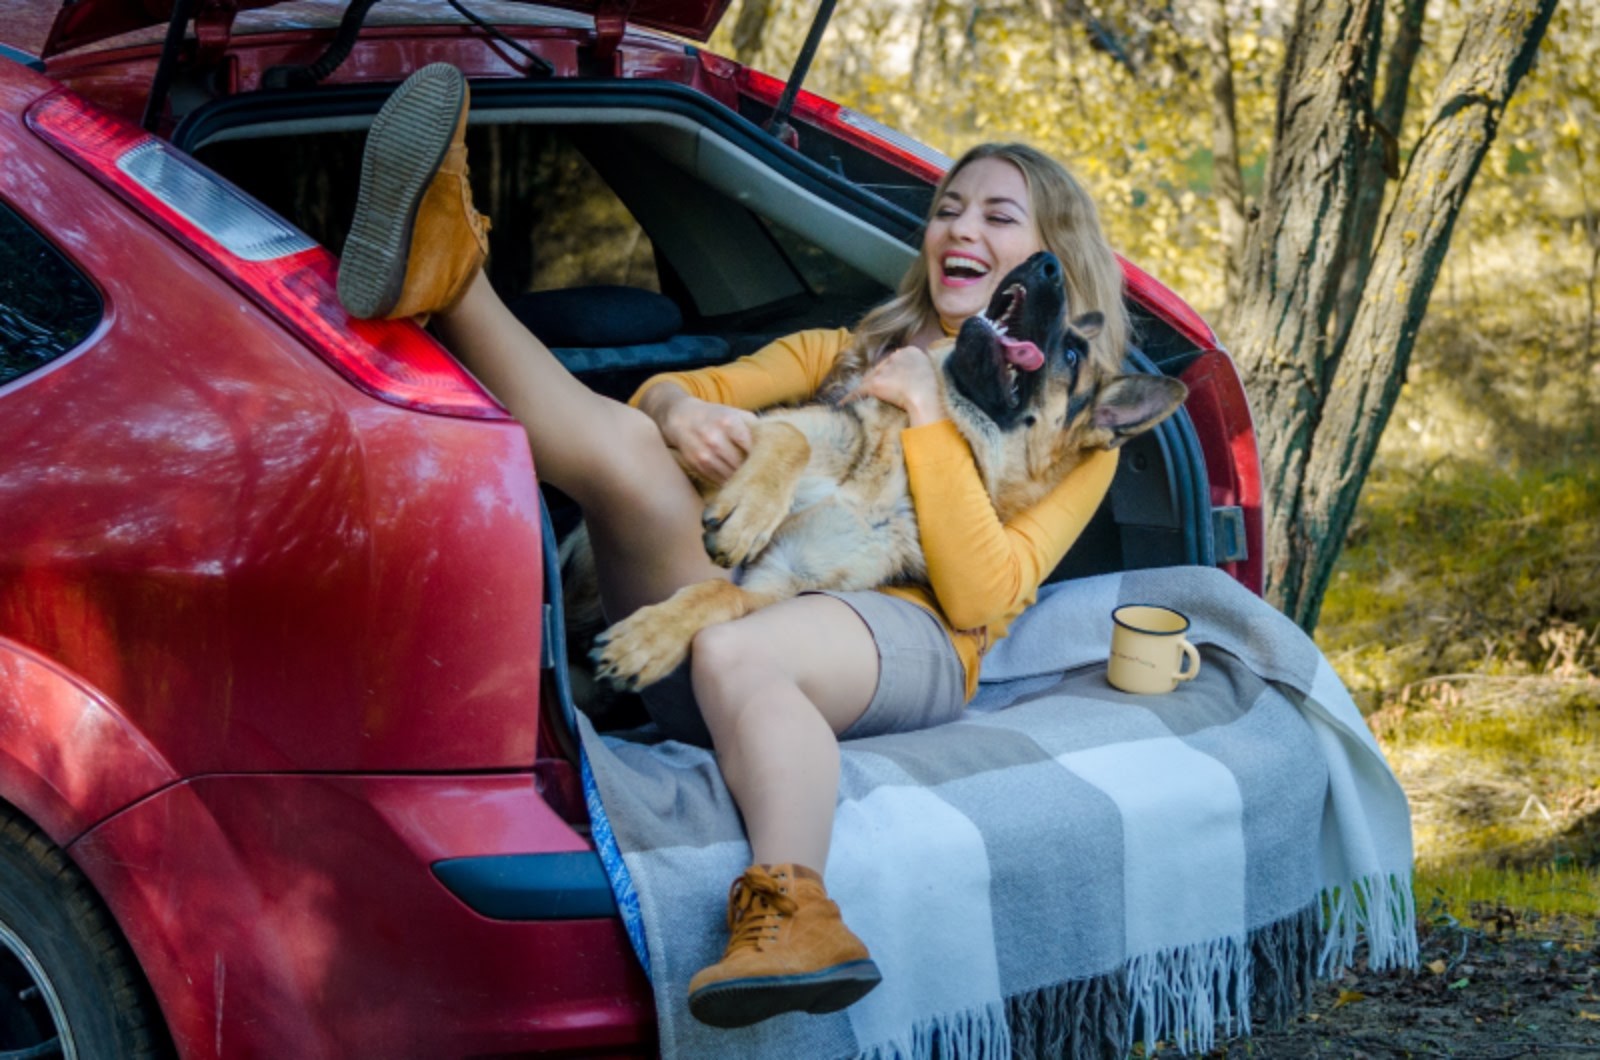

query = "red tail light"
[[25, 90, 510, 421]]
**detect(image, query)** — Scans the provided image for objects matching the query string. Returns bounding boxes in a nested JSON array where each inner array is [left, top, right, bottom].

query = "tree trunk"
[[1224, 0, 1383, 620], [1197, 0, 1248, 311], [1261, 0, 1558, 630], [1332, 0, 1427, 352], [1576, 120, 1599, 361], [730, 0, 772, 66]]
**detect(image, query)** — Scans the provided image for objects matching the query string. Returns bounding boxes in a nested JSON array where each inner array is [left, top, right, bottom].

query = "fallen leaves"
[[1334, 989, 1367, 1008], [1226, 912, 1600, 1056]]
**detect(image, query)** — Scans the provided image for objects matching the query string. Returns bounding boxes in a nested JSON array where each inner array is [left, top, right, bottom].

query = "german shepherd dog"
[[591, 251, 1188, 691]]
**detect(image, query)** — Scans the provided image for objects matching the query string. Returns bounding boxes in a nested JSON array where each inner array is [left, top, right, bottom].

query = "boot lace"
[[443, 145, 493, 236], [724, 866, 799, 953]]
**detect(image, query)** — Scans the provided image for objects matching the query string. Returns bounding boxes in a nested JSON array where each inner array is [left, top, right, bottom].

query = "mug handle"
[[1175, 639, 1201, 683]]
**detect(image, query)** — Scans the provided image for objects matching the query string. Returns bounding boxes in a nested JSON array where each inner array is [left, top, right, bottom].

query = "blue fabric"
[[552, 334, 730, 375], [580, 745, 650, 978]]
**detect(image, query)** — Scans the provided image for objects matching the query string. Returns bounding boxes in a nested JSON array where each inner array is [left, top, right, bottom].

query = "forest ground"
[[1209, 912, 1600, 1057]]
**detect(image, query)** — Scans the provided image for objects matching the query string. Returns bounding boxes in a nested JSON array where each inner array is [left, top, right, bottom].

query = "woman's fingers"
[[850, 347, 947, 425], [861, 347, 937, 404], [728, 409, 758, 452], [673, 402, 758, 483]]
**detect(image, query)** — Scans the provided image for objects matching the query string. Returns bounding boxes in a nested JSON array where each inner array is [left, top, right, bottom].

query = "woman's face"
[[923, 157, 1046, 329]]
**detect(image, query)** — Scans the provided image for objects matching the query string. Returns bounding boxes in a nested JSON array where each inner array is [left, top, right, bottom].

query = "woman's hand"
[[851, 346, 946, 426], [642, 384, 759, 484]]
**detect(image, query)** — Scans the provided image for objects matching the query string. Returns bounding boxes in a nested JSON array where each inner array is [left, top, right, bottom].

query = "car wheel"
[[0, 804, 167, 1059]]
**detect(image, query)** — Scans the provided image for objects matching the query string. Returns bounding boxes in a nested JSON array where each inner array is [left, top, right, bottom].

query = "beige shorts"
[[637, 590, 969, 747]]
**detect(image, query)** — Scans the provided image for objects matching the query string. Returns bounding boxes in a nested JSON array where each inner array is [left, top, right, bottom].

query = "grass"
[[1415, 862, 1600, 939], [1319, 461, 1599, 701], [1313, 223, 1600, 925]]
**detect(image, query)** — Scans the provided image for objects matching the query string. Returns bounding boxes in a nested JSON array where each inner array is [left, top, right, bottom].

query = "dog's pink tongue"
[[999, 334, 1044, 371]]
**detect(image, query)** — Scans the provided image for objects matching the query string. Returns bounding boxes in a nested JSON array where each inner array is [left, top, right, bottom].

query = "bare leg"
[[337, 64, 716, 617], [689, 595, 879, 870], [434, 273, 724, 617]]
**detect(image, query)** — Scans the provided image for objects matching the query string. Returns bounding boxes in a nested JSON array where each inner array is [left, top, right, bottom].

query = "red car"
[[0, 2, 1262, 1055]]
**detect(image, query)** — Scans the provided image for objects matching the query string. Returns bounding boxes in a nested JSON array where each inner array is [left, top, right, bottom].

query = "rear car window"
[[0, 200, 102, 385], [196, 127, 660, 297]]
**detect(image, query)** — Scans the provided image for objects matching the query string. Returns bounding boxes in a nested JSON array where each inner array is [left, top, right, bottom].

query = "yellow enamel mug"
[[1107, 604, 1202, 694]]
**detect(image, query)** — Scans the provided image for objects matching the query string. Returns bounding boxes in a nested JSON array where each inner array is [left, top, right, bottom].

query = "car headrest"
[[505, 286, 683, 348]]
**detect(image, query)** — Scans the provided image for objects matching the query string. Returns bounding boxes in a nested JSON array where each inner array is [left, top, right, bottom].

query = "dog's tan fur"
[[592, 334, 1188, 690]]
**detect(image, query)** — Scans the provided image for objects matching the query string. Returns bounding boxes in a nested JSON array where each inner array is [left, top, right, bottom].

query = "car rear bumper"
[[68, 771, 655, 1058]]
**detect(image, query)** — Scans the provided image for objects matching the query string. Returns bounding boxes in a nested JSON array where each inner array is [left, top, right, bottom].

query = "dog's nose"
[[1042, 256, 1062, 281]]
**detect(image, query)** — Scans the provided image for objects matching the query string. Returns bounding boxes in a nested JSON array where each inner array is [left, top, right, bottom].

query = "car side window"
[[0, 200, 103, 385], [475, 127, 661, 297]]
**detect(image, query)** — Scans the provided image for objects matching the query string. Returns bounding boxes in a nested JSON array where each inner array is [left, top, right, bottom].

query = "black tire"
[[0, 804, 168, 1059]]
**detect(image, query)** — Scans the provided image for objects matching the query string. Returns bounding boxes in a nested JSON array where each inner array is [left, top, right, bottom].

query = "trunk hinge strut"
[[765, 0, 838, 145], [142, 0, 199, 131], [444, 0, 554, 76], [592, 0, 633, 66], [264, 0, 385, 89], [141, 0, 240, 131]]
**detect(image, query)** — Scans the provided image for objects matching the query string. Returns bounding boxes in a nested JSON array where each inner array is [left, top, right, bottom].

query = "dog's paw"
[[591, 603, 695, 691], [702, 492, 786, 568]]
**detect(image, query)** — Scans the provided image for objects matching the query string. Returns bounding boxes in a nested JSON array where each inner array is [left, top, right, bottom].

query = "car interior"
[[179, 78, 1218, 725]]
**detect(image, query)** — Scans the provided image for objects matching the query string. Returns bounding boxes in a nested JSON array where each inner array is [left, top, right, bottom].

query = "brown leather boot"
[[337, 63, 491, 321], [687, 864, 881, 1028]]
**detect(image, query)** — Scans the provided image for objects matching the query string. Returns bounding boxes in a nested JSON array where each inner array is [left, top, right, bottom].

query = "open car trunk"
[[177, 76, 1224, 735]]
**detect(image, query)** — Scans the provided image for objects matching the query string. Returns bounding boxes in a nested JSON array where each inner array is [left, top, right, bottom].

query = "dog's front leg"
[[702, 420, 810, 568], [592, 579, 785, 691]]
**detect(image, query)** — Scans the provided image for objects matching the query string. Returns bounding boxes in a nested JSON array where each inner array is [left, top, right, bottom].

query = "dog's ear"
[[1068, 311, 1104, 341], [1090, 375, 1188, 448]]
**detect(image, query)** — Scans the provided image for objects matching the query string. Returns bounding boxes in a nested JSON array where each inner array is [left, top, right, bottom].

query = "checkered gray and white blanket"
[[577, 565, 1417, 1059]]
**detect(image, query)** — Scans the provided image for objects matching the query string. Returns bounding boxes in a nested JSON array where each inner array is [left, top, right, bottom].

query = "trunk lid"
[[39, 0, 734, 57]]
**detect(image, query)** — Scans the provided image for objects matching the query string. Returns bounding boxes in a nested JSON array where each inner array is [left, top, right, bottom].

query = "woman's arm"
[[630, 328, 851, 413], [630, 328, 853, 482], [904, 422, 1118, 631]]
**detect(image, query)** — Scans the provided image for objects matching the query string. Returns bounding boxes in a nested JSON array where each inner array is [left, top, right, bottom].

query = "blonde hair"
[[834, 143, 1130, 386]]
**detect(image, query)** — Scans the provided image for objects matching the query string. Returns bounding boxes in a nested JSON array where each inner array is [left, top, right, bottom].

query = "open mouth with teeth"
[[982, 281, 1046, 371], [965, 281, 1048, 405], [944, 251, 1067, 426], [941, 252, 991, 285]]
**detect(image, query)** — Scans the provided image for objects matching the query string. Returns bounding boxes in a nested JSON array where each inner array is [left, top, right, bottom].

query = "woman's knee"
[[572, 404, 683, 506], [691, 621, 786, 718]]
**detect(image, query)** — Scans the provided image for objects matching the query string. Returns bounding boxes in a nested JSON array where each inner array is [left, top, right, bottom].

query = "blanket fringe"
[[1319, 870, 1419, 976], [1249, 904, 1319, 1028], [1123, 934, 1251, 1056], [1007, 974, 1129, 1060], [858, 999, 1010, 1060], [990, 900, 1376, 1059]]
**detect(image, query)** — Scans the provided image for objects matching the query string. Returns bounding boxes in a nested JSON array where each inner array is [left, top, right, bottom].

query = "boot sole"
[[337, 63, 466, 319], [688, 959, 882, 1029]]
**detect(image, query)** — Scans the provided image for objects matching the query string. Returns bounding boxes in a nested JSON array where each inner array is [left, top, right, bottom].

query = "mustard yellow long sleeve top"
[[632, 328, 1118, 700]]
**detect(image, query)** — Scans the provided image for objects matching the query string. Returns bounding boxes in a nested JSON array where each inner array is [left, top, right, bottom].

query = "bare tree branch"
[[1282, 0, 1559, 630], [1197, 0, 1248, 311], [1332, 0, 1427, 358]]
